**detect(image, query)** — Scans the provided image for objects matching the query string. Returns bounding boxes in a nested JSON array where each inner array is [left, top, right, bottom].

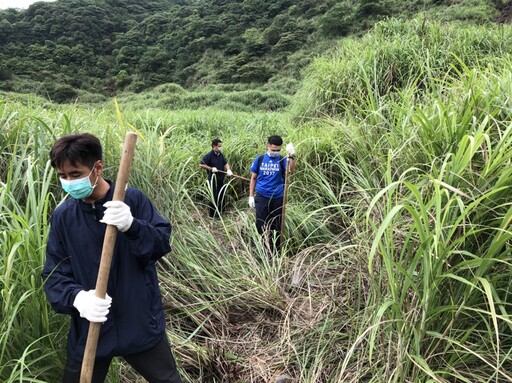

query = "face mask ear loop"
[[90, 162, 100, 189]]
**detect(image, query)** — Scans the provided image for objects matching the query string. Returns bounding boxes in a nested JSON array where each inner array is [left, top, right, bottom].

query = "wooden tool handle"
[[280, 158, 291, 243], [80, 132, 137, 383]]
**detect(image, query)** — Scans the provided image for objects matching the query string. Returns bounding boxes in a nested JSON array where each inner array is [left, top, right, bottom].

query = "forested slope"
[[0, 0, 508, 101]]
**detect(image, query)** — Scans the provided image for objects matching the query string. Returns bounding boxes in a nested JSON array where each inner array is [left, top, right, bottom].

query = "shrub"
[[41, 83, 79, 103], [153, 83, 187, 94]]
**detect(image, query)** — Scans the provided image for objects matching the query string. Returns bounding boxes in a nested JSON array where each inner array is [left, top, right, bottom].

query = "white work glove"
[[100, 200, 134, 232], [226, 169, 233, 176], [286, 143, 295, 157], [73, 289, 112, 323], [211, 167, 218, 173], [248, 196, 255, 209]]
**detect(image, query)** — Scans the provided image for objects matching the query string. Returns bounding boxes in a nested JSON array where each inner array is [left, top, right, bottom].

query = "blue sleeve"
[[42, 213, 82, 315], [250, 156, 259, 174], [123, 188, 172, 264]]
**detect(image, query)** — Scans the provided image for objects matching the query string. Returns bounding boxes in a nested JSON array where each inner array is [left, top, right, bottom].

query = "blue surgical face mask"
[[268, 150, 280, 158], [60, 165, 98, 199], [217, 146, 223, 153]]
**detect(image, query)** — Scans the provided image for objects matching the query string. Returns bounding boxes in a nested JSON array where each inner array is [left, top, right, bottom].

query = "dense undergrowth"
[[2, 18, 512, 382]]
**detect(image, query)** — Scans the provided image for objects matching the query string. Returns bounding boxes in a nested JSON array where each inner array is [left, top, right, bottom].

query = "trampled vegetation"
[[2, 15, 512, 383]]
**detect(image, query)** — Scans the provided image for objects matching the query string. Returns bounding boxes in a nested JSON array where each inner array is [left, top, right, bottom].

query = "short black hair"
[[212, 138, 222, 147], [267, 135, 283, 146], [50, 133, 102, 169]]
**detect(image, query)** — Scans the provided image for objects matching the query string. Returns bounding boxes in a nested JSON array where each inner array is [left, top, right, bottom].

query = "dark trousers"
[[208, 176, 226, 218], [62, 336, 182, 383], [255, 194, 283, 252]]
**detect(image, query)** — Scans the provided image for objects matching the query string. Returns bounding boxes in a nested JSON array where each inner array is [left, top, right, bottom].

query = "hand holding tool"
[[101, 201, 133, 232], [73, 290, 112, 323]]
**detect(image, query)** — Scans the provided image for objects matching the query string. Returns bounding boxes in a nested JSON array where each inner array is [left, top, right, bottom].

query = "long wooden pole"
[[280, 157, 292, 245], [216, 169, 250, 182], [80, 132, 138, 383]]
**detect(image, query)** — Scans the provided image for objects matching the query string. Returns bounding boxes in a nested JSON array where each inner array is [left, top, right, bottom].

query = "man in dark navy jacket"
[[199, 138, 233, 219], [42, 133, 182, 383]]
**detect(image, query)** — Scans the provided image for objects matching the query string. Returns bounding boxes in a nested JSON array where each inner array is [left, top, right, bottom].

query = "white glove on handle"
[[100, 201, 134, 232], [286, 143, 295, 157], [226, 169, 233, 176], [248, 196, 255, 209], [73, 289, 112, 323], [211, 167, 218, 173]]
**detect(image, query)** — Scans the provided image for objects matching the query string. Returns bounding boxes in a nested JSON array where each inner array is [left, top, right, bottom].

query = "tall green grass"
[[2, 18, 512, 383], [0, 113, 63, 381], [114, 87, 290, 113], [292, 26, 512, 381], [293, 17, 512, 120]]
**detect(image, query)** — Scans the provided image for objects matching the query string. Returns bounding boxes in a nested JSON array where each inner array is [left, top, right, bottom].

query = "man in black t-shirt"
[[199, 138, 233, 219]]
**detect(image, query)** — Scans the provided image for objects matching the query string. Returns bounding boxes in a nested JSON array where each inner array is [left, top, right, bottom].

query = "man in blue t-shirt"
[[249, 135, 295, 252]]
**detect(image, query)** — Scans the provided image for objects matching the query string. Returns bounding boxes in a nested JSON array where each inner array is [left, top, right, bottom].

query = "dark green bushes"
[[159, 89, 290, 111]]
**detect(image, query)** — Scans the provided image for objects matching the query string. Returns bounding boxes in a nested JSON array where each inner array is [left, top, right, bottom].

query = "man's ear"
[[94, 160, 104, 176]]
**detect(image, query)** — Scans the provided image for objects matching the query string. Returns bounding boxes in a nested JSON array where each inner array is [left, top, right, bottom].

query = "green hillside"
[[0, 0, 509, 101]]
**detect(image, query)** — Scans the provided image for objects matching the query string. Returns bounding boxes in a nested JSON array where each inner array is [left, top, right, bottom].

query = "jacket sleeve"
[[41, 214, 82, 315], [123, 189, 172, 264]]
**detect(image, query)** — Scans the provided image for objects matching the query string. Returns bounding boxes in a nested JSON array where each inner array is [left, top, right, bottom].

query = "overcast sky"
[[0, 0, 56, 10]]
